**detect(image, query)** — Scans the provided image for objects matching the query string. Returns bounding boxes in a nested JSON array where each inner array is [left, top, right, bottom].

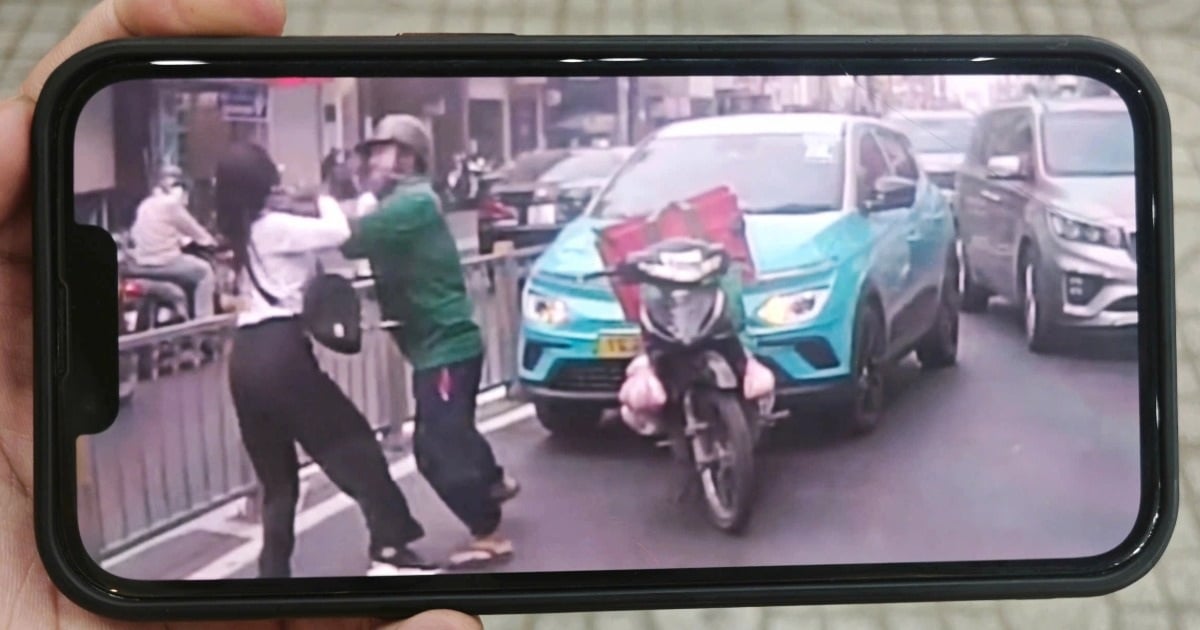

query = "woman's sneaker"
[[367, 546, 441, 576]]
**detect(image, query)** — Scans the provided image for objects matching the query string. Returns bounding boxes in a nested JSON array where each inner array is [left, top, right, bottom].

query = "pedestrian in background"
[[215, 141, 436, 578], [343, 114, 520, 569]]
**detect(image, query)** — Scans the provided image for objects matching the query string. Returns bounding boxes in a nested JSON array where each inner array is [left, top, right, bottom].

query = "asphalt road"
[[197, 304, 1142, 580]]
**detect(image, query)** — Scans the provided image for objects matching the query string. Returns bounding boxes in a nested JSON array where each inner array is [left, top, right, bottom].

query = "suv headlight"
[[1047, 208, 1123, 248], [757, 288, 831, 327], [523, 291, 570, 326]]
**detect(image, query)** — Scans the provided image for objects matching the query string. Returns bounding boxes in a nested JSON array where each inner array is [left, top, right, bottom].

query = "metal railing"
[[79, 245, 544, 561]]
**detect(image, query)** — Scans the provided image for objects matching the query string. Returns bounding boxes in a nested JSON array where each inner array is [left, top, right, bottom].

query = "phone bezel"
[[32, 34, 1177, 621]]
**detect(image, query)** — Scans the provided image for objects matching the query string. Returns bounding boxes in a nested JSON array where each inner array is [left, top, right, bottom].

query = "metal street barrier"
[[78, 245, 544, 561]]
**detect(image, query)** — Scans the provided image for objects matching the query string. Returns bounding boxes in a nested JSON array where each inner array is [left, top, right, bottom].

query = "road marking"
[[100, 386, 514, 572], [179, 403, 534, 581]]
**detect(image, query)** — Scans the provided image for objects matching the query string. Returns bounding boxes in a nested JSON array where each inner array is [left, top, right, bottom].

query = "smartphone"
[[34, 35, 1177, 621]]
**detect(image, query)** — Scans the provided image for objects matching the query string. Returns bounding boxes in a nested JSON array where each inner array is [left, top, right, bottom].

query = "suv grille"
[[549, 359, 630, 392]]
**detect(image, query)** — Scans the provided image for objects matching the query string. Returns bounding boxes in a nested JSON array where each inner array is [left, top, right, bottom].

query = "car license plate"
[[596, 334, 642, 358]]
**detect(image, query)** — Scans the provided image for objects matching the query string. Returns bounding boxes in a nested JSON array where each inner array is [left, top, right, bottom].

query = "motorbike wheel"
[[686, 388, 756, 534]]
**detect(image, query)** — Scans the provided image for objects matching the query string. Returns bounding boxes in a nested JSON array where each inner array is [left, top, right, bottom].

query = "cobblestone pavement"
[[3, 0, 1198, 627]]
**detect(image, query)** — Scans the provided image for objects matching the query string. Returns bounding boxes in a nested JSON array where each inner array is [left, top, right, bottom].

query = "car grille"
[[549, 359, 630, 392]]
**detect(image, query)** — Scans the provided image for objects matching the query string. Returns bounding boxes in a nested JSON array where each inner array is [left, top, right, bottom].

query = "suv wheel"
[[1020, 248, 1058, 354]]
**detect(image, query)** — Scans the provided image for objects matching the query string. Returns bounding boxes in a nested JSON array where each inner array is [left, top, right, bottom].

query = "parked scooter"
[[115, 234, 188, 403], [589, 237, 776, 533]]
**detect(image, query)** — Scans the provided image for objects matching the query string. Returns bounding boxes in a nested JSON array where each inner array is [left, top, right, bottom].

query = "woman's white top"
[[236, 196, 351, 328]]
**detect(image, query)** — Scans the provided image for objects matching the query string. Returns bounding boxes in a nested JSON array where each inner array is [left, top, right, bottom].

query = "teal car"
[[518, 113, 961, 436]]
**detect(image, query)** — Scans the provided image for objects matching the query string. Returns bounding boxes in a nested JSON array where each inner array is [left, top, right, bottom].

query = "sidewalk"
[[4, 0, 1199, 628]]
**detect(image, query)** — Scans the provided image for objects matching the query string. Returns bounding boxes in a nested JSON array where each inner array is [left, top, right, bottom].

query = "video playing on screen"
[[71, 72, 1141, 580]]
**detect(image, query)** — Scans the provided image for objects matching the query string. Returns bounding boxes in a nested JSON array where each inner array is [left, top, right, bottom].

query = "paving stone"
[[482, 615, 531, 630], [530, 612, 590, 630], [763, 606, 825, 630], [649, 608, 765, 628], [944, 608, 1004, 630], [999, 598, 1113, 630], [1112, 565, 1169, 608], [1114, 606, 1174, 630], [1156, 547, 1200, 610], [814, 610, 885, 630], [592, 611, 652, 630]]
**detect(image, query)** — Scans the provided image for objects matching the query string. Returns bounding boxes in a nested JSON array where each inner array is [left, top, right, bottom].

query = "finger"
[[377, 610, 484, 630], [21, 0, 287, 99]]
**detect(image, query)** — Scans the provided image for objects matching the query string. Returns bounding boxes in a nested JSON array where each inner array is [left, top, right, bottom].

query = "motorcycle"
[[115, 234, 189, 403], [590, 237, 776, 533]]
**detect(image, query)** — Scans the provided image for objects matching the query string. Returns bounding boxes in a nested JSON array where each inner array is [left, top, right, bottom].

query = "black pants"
[[411, 355, 504, 537], [229, 318, 423, 578]]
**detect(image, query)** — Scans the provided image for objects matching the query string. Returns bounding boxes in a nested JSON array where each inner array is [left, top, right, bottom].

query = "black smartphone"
[[34, 35, 1177, 621]]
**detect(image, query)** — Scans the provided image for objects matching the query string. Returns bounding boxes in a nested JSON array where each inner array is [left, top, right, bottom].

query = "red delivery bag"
[[596, 186, 756, 321]]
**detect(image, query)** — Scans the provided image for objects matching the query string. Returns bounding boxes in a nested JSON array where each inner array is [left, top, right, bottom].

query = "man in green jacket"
[[343, 114, 517, 569]]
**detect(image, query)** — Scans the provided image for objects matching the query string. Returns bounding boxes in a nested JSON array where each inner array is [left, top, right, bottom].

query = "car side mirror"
[[864, 175, 918, 212], [986, 154, 1029, 180]]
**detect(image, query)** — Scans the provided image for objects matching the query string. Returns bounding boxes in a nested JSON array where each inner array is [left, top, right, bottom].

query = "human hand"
[[0, 1, 479, 628]]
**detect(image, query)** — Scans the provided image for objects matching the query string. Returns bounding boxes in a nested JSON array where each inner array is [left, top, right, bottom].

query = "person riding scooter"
[[126, 165, 219, 319]]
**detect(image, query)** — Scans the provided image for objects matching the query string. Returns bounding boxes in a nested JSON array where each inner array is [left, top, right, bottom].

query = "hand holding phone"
[[30, 15, 1177, 627]]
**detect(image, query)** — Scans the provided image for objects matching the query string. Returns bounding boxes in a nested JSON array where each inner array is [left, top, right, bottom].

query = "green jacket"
[[341, 178, 483, 370]]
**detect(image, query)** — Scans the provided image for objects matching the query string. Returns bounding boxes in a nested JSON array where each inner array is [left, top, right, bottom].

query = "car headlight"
[[523, 291, 570, 326], [757, 288, 831, 327], [1047, 208, 1123, 248]]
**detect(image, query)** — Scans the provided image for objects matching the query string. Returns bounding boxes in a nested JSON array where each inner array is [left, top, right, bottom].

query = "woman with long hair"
[[216, 142, 433, 578]]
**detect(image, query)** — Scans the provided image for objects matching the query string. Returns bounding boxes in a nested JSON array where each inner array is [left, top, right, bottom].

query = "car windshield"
[[539, 149, 632, 183], [890, 115, 975, 154], [590, 133, 844, 219], [1041, 110, 1135, 176]]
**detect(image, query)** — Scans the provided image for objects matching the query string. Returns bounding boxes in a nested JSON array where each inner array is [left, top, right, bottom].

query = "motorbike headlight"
[[523, 291, 570, 326], [1047, 208, 1123, 248], [757, 288, 831, 327]]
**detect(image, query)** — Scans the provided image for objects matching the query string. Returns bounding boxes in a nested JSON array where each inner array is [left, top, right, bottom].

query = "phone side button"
[[55, 284, 69, 378]]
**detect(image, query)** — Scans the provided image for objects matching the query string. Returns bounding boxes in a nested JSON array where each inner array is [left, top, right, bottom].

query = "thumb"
[[0, 96, 33, 262], [377, 610, 484, 630]]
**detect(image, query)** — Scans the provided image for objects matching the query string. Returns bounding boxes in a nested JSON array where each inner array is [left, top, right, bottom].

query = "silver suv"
[[954, 96, 1136, 353]]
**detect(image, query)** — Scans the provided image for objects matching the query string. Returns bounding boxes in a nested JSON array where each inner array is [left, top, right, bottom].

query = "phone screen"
[[72, 71, 1143, 582]]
